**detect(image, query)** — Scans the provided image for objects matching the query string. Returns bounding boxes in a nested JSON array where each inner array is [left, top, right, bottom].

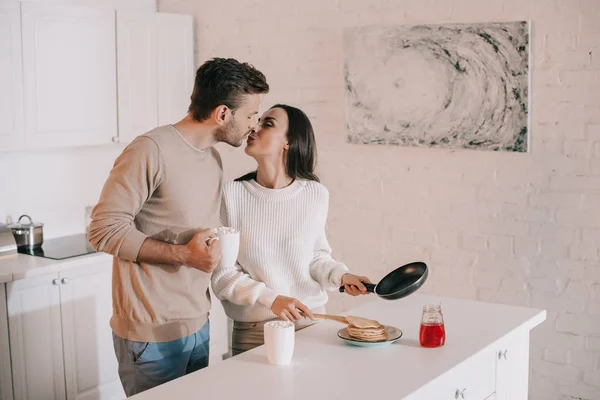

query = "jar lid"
[[8, 215, 43, 229]]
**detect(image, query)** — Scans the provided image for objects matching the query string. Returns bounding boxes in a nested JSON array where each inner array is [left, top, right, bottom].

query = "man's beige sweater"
[[88, 125, 222, 343]]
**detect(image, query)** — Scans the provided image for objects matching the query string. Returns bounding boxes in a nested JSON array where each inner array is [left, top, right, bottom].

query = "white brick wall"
[[157, 0, 600, 398]]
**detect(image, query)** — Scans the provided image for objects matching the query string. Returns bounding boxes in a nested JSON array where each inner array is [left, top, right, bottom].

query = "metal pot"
[[8, 215, 44, 249]]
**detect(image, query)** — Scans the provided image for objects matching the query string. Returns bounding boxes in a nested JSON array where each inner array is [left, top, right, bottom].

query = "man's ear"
[[213, 105, 229, 125]]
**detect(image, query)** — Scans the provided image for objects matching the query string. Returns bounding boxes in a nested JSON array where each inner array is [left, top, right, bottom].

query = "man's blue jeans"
[[113, 321, 210, 397]]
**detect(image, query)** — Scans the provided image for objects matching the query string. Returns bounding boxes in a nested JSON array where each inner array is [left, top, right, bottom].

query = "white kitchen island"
[[131, 294, 546, 400]]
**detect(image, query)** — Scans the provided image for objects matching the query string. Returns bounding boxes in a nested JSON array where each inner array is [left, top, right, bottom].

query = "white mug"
[[263, 321, 295, 365], [211, 227, 240, 269]]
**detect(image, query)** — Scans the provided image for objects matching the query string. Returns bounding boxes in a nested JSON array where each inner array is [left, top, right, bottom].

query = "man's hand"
[[184, 229, 221, 273], [341, 273, 372, 296], [271, 296, 315, 322]]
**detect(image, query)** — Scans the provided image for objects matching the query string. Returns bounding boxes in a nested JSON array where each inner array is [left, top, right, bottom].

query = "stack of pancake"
[[345, 315, 388, 342]]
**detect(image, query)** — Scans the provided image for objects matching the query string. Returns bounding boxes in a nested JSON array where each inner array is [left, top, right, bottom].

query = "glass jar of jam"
[[419, 304, 445, 348]]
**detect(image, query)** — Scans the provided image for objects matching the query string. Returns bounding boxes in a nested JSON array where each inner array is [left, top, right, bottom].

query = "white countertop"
[[130, 294, 546, 400], [0, 252, 111, 283]]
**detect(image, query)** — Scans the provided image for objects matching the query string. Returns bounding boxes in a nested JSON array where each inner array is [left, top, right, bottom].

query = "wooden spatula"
[[346, 315, 383, 329], [312, 313, 349, 324], [312, 313, 382, 328]]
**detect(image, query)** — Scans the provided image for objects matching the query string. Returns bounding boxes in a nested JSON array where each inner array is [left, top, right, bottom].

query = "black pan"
[[339, 261, 428, 300]]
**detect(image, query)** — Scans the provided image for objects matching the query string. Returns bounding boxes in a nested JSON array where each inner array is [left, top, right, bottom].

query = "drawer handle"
[[455, 388, 466, 399], [52, 278, 60, 285], [61, 278, 70, 284], [498, 349, 508, 360]]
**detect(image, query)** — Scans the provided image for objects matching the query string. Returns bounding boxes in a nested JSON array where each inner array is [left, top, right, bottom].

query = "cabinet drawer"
[[411, 349, 496, 399]]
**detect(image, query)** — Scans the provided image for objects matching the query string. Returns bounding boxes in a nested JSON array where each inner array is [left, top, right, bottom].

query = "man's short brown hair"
[[188, 58, 269, 122]]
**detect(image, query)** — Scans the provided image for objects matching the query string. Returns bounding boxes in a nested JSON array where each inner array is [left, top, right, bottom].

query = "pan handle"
[[339, 283, 376, 293]]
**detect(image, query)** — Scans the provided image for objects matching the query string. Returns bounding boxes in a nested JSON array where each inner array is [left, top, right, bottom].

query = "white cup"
[[263, 321, 295, 365], [211, 227, 240, 269]]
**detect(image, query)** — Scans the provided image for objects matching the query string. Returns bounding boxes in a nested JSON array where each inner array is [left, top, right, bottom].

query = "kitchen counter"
[[0, 251, 111, 282], [131, 294, 545, 400]]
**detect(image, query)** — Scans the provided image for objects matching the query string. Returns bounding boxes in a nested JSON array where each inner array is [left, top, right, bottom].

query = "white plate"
[[337, 325, 403, 347]]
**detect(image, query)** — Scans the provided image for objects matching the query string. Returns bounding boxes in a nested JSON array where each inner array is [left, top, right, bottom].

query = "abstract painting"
[[344, 21, 530, 152]]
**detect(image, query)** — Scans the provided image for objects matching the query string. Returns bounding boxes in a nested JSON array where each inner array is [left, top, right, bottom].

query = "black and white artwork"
[[344, 21, 530, 152]]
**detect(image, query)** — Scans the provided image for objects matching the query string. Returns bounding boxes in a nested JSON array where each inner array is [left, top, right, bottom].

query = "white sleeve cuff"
[[330, 264, 350, 288], [257, 287, 279, 308]]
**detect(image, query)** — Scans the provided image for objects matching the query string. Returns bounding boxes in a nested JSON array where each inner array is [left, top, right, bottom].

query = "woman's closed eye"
[[258, 116, 277, 129]]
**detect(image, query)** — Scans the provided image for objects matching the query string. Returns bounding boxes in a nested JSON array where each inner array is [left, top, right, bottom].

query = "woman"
[[211, 104, 371, 355]]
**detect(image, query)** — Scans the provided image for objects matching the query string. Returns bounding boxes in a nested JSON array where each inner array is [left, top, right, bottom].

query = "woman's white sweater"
[[211, 179, 348, 322]]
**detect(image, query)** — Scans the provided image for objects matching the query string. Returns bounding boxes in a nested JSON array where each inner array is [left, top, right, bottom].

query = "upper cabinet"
[[0, 2, 25, 152], [21, 3, 118, 148], [116, 12, 194, 143], [116, 11, 158, 144], [157, 13, 194, 127], [0, 3, 194, 151]]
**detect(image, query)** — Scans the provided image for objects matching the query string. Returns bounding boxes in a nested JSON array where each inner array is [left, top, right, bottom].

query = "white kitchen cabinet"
[[21, 3, 117, 148], [157, 13, 194, 126], [0, 1, 25, 151], [60, 264, 124, 400], [409, 348, 496, 399], [17, 0, 155, 12], [7, 273, 67, 400], [408, 331, 532, 400], [116, 11, 194, 143], [495, 330, 530, 400], [1, 3, 194, 150], [116, 11, 158, 143], [0, 284, 13, 400], [7, 262, 124, 400]]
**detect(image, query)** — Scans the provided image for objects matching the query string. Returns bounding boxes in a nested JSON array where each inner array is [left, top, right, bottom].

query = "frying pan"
[[339, 261, 428, 300]]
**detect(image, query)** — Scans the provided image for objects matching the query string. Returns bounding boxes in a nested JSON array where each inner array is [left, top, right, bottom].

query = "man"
[[88, 58, 269, 396]]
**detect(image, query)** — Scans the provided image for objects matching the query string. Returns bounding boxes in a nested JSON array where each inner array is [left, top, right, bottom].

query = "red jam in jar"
[[419, 305, 445, 348]]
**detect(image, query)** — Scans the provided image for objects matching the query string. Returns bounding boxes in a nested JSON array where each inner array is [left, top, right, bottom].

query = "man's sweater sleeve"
[[87, 137, 163, 261]]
